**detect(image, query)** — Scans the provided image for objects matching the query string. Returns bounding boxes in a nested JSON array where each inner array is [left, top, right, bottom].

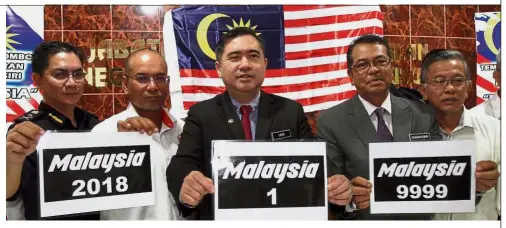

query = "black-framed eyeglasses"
[[428, 77, 468, 88], [351, 57, 392, 72], [46, 70, 87, 82], [127, 74, 170, 85]]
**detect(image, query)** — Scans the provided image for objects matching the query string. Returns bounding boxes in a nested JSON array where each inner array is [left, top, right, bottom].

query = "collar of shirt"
[[125, 103, 177, 134], [38, 101, 88, 129], [230, 91, 261, 117], [439, 106, 474, 136], [358, 92, 392, 116]]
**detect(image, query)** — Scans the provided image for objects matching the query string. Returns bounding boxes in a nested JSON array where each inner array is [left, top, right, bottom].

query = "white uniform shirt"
[[433, 108, 501, 220], [470, 91, 501, 119], [6, 196, 25, 220], [92, 103, 184, 220]]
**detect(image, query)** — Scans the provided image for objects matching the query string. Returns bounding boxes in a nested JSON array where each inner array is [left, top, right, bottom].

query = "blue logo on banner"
[[476, 12, 501, 62]]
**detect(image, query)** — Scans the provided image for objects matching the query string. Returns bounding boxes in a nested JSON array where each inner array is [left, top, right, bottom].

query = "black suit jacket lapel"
[[255, 91, 276, 140], [217, 92, 245, 139], [346, 95, 380, 149]]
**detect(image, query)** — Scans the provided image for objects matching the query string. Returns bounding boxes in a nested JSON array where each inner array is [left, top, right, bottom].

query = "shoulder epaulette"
[[14, 109, 45, 124], [48, 113, 64, 124]]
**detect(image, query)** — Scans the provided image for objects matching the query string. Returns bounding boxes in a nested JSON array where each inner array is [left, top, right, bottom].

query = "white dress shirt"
[[433, 108, 501, 220], [358, 93, 393, 135], [92, 103, 184, 220], [470, 91, 501, 119]]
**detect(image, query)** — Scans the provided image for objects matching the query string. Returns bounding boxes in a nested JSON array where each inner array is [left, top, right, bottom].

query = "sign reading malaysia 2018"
[[38, 132, 155, 218]]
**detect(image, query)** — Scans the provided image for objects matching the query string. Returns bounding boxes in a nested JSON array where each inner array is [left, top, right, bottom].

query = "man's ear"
[[215, 61, 222, 78], [419, 84, 427, 100], [122, 76, 129, 95], [464, 80, 473, 100], [32, 73, 42, 88], [347, 69, 355, 86]]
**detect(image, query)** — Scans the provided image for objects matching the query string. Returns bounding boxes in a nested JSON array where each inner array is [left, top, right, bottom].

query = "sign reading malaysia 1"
[[37, 132, 155, 218], [369, 140, 476, 214], [212, 141, 327, 220]]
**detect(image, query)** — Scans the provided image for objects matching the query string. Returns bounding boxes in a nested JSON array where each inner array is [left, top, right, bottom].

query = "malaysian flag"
[[163, 5, 383, 117]]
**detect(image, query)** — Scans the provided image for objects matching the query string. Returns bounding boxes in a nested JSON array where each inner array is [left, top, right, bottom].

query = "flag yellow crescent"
[[196, 13, 230, 60]]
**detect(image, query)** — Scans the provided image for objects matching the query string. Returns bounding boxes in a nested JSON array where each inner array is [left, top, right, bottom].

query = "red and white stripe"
[[166, 5, 383, 115], [476, 73, 498, 105], [475, 53, 499, 105], [6, 84, 43, 128]]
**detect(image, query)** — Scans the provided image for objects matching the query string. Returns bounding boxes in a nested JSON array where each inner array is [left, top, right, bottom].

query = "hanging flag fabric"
[[163, 5, 384, 117]]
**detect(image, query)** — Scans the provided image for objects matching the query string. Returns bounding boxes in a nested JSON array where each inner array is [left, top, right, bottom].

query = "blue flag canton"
[[172, 5, 285, 70], [6, 6, 43, 86], [476, 13, 501, 62]]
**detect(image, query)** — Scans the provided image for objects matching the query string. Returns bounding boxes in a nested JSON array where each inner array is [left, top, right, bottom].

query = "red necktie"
[[240, 105, 253, 140]]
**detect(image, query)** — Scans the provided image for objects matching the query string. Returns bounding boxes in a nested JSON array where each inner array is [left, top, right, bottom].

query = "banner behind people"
[[475, 12, 501, 105], [6, 6, 44, 130]]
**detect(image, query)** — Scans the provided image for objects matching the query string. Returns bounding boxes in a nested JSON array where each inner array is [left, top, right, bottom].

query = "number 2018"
[[396, 184, 448, 199], [72, 176, 128, 197]]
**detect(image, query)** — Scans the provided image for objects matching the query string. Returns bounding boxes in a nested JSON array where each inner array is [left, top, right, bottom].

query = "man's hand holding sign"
[[180, 171, 215, 207], [351, 177, 372, 209], [475, 160, 499, 192], [327, 175, 352, 206], [6, 122, 45, 198], [117, 117, 159, 136]]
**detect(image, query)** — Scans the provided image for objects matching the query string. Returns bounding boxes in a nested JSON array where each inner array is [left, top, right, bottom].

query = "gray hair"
[[420, 49, 470, 84]]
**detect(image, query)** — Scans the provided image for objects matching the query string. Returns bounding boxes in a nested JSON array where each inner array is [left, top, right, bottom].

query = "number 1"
[[267, 188, 277, 205], [102, 177, 112, 193]]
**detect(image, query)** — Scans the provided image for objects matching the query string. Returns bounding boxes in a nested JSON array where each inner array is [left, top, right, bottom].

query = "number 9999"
[[396, 184, 448, 199]]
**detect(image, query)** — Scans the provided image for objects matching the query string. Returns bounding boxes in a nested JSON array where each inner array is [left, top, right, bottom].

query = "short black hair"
[[31, 41, 86, 76], [215, 27, 265, 62], [420, 49, 470, 83], [346, 34, 391, 69], [124, 48, 166, 75]]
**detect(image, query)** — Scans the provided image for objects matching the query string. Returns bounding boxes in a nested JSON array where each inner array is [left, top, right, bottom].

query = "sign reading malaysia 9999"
[[369, 140, 476, 214], [212, 141, 327, 220], [374, 156, 470, 202], [38, 132, 155, 218]]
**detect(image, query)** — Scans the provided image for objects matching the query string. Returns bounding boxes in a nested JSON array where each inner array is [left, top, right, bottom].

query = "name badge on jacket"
[[271, 129, 292, 141], [409, 133, 431, 141]]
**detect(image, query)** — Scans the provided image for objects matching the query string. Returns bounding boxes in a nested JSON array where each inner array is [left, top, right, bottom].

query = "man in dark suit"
[[317, 34, 442, 220], [166, 27, 353, 220]]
